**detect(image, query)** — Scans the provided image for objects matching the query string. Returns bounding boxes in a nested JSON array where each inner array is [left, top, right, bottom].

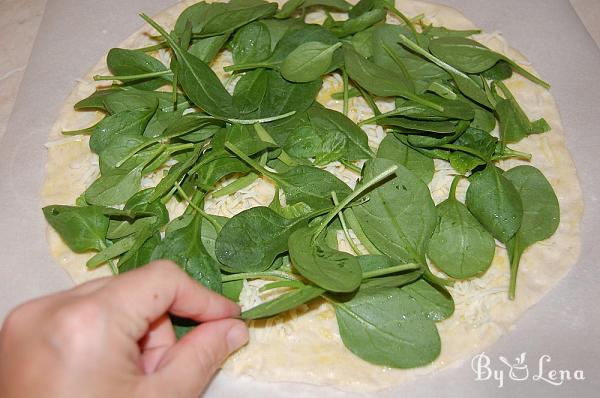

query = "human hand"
[[0, 260, 248, 398]]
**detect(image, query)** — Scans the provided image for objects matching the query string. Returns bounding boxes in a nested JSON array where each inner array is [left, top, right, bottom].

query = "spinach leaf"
[[233, 69, 270, 115], [255, 69, 322, 117], [215, 206, 311, 272], [397, 34, 492, 108], [353, 158, 437, 264], [231, 22, 272, 65], [326, 8, 386, 38], [84, 164, 143, 206], [281, 41, 341, 82], [199, 0, 278, 37], [494, 82, 550, 143], [151, 213, 222, 292], [118, 232, 161, 272], [334, 287, 441, 368], [226, 142, 351, 209], [504, 165, 559, 299], [106, 48, 171, 90], [401, 279, 454, 321], [376, 133, 434, 184], [141, 15, 239, 118], [428, 37, 549, 88], [241, 284, 325, 319], [42, 205, 109, 253], [106, 188, 169, 240], [307, 104, 374, 160], [89, 105, 156, 154], [288, 226, 362, 292], [189, 33, 231, 64], [465, 163, 522, 243], [427, 176, 495, 279], [447, 127, 497, 173]]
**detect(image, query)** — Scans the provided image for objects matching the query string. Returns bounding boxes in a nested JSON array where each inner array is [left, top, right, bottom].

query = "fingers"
[[144, 319, 248, 398], [92, 260, 241, 339], [139, 315, 176, 374]]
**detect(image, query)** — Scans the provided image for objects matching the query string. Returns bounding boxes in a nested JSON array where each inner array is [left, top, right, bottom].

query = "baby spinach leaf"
[[222, 280, 244, 302], [429, 37, 549, 88], [504, 165, 559, 299], [231, 22, 272, 65], [397, 34, 491, 108], [87, 234, 137, 269], [361, 270, 422, 289], [353, 158, 437, 264], [226, 141, 351, 209], [288, 226, 362, 292], [42, 205, 109, 253], [241, 284, 325, 319], [89, 105, 156, 154], [233, 69, 270, 115], [465, 163, 523, 243], [255, 70, 322, 118], [118, 232, 161, 272], [189, 33, 231, 64], [401, 279, 454, 321], [106, 48, 171, 90], [307, 104, 374, 160], [376, 134, 434, 184], [427, 176, 496, 279], [356, 254, 396, 273], [481, 60, 513, 81], [334, 286, 441, 368], [84, 163, 143, 206], [141, 15, 239, 119], [326, 7, 386, 38], [448, 127, 497, 174], [75, 87, 125, 111], [281, 41, 341, 82], [215, 206, 311, 272], [106, 188, 169, 240], [151, 213, 222, 292], [494, 82, 550, 143], [199, 0, 278, 37]]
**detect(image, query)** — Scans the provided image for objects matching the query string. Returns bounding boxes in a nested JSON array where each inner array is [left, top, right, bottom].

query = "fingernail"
[[226, 323, 249, 352]]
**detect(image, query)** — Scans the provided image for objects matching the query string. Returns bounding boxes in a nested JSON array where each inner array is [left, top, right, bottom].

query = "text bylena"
[[471, 352, 585, 388]]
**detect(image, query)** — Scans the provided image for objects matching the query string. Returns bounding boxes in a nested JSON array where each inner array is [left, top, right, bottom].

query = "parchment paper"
[[1, 0, 599, 396]]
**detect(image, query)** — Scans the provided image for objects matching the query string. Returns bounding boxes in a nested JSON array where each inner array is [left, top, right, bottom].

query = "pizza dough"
[[41, 0, 583, 392]]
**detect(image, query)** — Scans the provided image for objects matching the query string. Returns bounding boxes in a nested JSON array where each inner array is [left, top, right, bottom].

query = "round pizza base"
[[41, 0, 583, 392]]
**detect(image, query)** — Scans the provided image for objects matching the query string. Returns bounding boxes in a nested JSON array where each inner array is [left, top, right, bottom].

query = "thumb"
[[143, 318, 248, 397]]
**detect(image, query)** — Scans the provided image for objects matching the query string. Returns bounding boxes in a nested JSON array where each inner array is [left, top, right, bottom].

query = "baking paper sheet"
[[1, 0, 599, 396]]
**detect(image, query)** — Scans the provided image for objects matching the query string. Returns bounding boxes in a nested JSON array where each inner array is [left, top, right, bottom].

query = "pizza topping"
[[43, 0, 560, 369]]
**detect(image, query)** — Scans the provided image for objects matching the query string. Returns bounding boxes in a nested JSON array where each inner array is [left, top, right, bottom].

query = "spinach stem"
[[221, 270, 299, 282], [224, 141, 281, 183], [259, 280, 305, 292], [342, 67, 349, 116], [93, 70, 172, 82], [340, 159, 362, 174], [136, 41, 169, 52], [362, 263, 421, 279], [343, 208, 383, 255], [449, 174, 462, 199], [211, 172, 258, 198], [223, 62, 277, 73], [508, 242, 522, 300], [174, 184, 222, 232], [312, 165, 398, 241], [254, 123, 297, 166], [228, 110, 296, 125], [332, 191, 363, 256], [355, 83, 381, 116]]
